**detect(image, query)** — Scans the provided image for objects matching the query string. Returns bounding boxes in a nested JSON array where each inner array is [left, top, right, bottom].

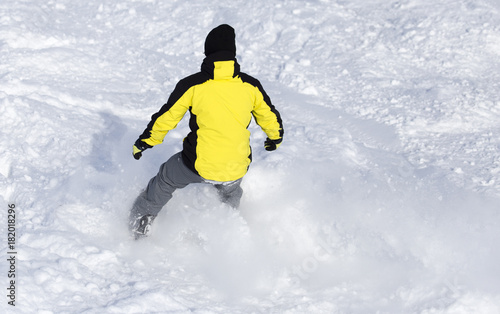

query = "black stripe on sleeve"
[[239, 72, 284, 138], [139, 72, 210, 140]]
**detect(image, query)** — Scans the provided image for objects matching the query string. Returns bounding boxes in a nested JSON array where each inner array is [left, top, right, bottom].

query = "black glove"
[[264, 137, 282, 151], [133, 139, 153, 160]]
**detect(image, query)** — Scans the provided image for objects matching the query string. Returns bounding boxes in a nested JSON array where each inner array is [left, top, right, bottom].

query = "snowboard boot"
[[130, 214, 156, 240]]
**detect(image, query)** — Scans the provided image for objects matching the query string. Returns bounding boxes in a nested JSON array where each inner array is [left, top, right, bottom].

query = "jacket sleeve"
[[138, 80, 194, 146], [251, 81, 284, 141]]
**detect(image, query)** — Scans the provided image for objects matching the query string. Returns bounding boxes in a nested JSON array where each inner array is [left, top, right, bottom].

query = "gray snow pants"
[[130, 152, 243, 220]]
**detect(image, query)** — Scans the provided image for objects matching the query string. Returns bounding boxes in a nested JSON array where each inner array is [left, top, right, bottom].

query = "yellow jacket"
[[138, 52, 283, 182]]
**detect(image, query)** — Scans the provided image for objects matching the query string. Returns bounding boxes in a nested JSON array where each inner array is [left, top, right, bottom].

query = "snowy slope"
[[1, 0, 500, 313]]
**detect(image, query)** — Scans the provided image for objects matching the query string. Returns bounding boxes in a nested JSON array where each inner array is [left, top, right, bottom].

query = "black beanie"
[[204, 24, 236, 56]]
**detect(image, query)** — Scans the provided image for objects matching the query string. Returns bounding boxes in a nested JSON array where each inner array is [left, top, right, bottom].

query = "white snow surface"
[[1, 0, 500, 313]]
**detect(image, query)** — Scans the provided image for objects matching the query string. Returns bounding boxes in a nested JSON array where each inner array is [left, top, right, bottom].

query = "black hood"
[[201, 51, 240, 79]]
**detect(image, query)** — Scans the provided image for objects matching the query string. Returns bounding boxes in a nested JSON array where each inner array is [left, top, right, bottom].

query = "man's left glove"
[[133, 139, 153, 160], [264, 137, 282, 151]]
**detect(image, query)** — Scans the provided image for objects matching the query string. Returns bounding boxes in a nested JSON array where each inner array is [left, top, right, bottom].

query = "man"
[[129, 24, 283, 239]]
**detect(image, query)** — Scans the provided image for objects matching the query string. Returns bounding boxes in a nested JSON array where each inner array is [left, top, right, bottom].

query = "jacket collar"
[[201, 50, 240, 79]]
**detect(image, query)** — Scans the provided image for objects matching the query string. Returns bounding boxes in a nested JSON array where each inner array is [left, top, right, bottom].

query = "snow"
[[1, 0, 500, 313]]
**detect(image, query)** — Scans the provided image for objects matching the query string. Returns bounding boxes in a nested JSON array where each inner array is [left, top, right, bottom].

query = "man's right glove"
[[264, 137, 282, 151], [133, 139, 153, 160]]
